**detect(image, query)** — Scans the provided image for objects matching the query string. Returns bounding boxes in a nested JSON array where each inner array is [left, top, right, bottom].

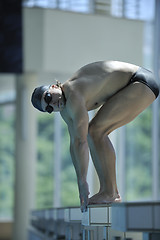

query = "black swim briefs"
[[129, 67, 159, 98]]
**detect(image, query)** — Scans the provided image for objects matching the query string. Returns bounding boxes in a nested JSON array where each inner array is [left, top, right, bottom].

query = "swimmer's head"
[[31, 85, 51, 112]]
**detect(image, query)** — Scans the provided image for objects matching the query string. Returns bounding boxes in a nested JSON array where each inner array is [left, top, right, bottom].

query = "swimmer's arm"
[[61, 95, 89, 211], [68, 119, 89, 183], [68, 102, 89, 185]]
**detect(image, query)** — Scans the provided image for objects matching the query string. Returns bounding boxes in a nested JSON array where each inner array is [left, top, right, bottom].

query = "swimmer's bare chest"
[[64, 61, 139, 111]]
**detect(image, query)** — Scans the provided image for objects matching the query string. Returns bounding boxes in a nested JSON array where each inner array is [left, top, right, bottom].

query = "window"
[[0, 104, 15, 219], [125, 107, 153, 201], [36, 112, 54, 208], [61, 121, 79, 207], [0, 76, 15, 220], [36, 113, 80, 209]]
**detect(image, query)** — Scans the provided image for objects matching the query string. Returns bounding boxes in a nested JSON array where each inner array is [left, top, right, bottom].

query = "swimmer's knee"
[[88, 121, 114, 139], [88, 121, 101, 139], [88, 121, 111, 139]]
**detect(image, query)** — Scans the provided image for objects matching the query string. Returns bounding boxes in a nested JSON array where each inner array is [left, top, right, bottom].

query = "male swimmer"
[[31, 61, 159, 212]]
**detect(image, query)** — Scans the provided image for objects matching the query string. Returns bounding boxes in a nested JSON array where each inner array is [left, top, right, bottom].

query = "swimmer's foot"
[[88, 191, 121, 205]]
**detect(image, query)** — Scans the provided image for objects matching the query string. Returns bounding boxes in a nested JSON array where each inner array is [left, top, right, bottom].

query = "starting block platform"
[[28, 202, 160, 240], [82, 204, 111, 226], [111, 201, 160, 232]]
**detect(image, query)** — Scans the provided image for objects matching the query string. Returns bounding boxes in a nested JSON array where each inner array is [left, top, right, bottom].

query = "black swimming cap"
[[31, 85, 50, 112]]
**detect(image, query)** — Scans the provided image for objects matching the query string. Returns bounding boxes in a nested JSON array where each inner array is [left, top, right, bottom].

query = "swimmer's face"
[[41, 85, 65, 113]]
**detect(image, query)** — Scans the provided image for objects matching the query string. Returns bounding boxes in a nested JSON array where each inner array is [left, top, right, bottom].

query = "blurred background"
[[0, 0, 159, 239]]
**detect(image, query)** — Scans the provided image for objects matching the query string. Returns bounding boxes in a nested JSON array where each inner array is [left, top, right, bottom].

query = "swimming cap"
[[31, 85, 50, 112]]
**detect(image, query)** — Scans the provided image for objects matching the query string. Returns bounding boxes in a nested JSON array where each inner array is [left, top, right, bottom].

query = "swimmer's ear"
[[55, 79, 62, 87]]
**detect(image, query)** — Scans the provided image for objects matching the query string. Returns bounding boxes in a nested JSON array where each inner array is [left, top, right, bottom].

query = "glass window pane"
[[159, 107, 160, 198], [0, 104, 15, 219], [36, 112, 54, 209], [60, 121, 79, 207], [125, 107, 152, 201]]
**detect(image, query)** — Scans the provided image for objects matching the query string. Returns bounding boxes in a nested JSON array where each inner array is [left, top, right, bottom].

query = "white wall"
[[23, 8, 144, 75], [23, 8, 44, 72]]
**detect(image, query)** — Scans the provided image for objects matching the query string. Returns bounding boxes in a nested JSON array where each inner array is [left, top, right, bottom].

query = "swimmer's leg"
[[88, 133, 121, 204], [88, 82, 155, 204]]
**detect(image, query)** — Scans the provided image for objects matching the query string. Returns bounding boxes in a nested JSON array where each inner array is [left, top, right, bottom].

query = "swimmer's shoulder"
[[66, 60, 112, 81], [69, 60, 139, 76], [65, 61, 139, 85]]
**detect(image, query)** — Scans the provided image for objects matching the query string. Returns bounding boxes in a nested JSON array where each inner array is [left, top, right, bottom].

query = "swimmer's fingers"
[[79, 181, 90, 212], [80, 195, 89, 212]]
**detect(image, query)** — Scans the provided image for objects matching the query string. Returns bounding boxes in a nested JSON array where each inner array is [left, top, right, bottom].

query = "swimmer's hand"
[[79, 181, 90, 212]]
